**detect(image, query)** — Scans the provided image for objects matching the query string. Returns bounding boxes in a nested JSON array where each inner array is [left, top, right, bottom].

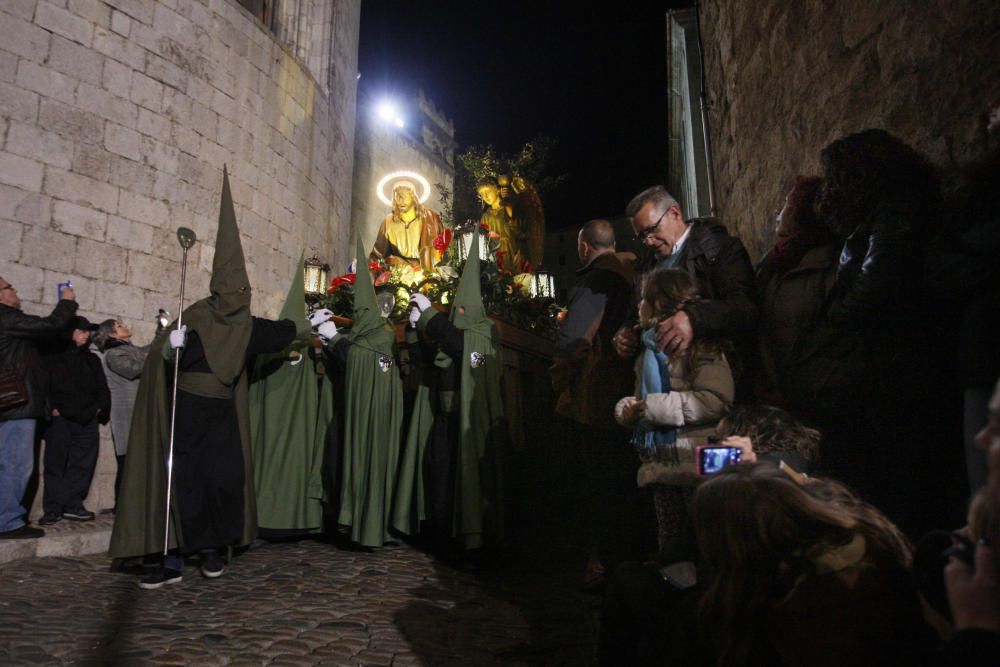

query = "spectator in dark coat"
[[930, 103, 1000, 496], [0, 277, 77, 539], [39, 316, 110, 524], [550, 219, 642, 589], [614, 186, 756, 399], [814, 128, 958, 534], [752, 176, 840, 421]]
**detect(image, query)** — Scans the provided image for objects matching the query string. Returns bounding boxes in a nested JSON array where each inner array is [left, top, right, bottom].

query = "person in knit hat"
[[39, 315, 109, 525]]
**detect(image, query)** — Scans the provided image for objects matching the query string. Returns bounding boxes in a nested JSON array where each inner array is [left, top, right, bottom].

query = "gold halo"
[[376, 170, 431, 206]]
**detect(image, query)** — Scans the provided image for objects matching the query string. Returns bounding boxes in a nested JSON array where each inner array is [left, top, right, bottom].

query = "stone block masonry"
[[1, 0, 361, 517], [699, 0, 1000, 260]]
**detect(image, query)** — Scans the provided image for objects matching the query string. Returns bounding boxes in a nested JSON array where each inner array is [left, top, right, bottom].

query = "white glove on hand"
[[308, 308, 334, 328], [409, 293, 432, 313], [169, 325, 187, 349], [408, 306, 422, 327], [317, 321, 338, 342]]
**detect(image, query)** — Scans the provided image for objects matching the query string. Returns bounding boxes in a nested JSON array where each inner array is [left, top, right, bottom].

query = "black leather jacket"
[[0, 300, 78, 420], [634, 218, 758, 338]]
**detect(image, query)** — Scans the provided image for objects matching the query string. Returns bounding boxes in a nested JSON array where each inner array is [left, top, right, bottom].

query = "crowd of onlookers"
[[552, 105, 1000, 664], [2, 104, 997, 662], [0, 279, 153, 539]]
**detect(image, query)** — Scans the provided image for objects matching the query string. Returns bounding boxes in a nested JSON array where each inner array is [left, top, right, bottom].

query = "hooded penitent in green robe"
[[249, 257, 331, 531], [110, 166, 261, 559], [392, 228, 508, 549], [338, 238, 405, 546]]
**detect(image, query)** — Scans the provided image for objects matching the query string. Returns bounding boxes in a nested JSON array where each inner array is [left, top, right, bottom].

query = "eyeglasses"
[[634, 207, 671, 242]]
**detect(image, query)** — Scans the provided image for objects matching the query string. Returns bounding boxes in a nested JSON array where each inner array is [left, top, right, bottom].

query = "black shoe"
[[39, 512, 62, 525], [200, 551, 226, 579], [138, 568, 183, 589], [62, 508, 95, 521], [0, 525, 45, 540]]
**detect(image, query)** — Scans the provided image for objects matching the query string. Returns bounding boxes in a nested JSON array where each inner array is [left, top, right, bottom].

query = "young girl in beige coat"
[[615, 268, 734, 562]]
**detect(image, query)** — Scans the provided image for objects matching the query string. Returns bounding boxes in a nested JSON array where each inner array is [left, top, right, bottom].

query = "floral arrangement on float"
[[316, 222, 564, 335]]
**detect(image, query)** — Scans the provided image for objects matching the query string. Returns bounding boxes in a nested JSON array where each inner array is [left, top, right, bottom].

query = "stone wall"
[[0, 0, 360, 515], [698, 0, 1000, 260]]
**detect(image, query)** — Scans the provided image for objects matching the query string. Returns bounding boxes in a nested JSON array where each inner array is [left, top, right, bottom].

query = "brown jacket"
[[551, 252, 634, 428]]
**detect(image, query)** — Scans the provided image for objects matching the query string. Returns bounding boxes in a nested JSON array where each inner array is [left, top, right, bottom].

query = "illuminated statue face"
[[511, 176, 527, 194], [477, 184, 500, 207], [497, 174, 511, 198], [393, 186, 417, 211]]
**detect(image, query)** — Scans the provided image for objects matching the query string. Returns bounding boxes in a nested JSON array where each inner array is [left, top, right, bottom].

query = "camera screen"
[[699, 446, 742, 475]]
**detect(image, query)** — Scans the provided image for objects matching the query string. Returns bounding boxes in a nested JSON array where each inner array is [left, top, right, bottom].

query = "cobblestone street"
[[0, 535, 596, 666]]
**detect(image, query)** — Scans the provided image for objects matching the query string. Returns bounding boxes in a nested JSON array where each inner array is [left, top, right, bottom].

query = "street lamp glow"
[[376, 101, 397, 122]]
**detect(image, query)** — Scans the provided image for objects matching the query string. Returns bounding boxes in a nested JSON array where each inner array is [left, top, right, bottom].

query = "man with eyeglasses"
[[0, 276, 78, 539], [613, 186, 757, 396]]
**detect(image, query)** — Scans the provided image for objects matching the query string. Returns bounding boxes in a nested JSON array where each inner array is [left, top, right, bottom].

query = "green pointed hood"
[[211, 165, 252, 308], [349, 238, 392, 347], [451, 226, 488, 334], [280, 253, 306, 322], [182, 165, 253, 385]]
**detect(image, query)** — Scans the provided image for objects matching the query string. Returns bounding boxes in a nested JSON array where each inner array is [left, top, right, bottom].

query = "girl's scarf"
[[630, 327, 679, 464]]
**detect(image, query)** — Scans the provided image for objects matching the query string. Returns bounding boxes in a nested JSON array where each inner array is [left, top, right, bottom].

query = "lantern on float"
[[454, 220, 492, 263], [530, 267, 556, 299], [303, 254, 330, 297]]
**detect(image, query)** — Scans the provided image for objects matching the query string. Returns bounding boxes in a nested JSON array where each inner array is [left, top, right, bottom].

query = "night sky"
[[357, 1, 692, 230]]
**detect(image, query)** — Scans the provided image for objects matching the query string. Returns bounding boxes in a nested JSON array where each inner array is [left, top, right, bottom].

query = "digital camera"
[[695, 445, 742, 476]]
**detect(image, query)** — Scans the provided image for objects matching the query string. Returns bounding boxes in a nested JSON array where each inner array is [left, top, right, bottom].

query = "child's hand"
[[621, 398, 647, 424]]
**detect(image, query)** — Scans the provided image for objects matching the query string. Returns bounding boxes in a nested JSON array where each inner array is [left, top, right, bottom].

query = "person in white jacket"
[[616, 268, 734, 562]]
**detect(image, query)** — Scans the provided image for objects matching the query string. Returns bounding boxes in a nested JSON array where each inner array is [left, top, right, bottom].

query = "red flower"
[[433, 229, 453, 253], [520, 260, 533, 274], [329, 273, 357, 291], [368, 259, 382, 273], [374, 271, 392, 287]]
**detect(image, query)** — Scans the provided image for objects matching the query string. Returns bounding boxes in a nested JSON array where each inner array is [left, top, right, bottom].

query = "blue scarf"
[[630, 327, 679, 464]]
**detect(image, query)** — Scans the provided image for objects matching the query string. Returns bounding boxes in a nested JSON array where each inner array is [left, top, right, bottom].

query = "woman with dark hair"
[[693, 463, 935, 666], [810, 130, 957, 533], [753, 176, 839, 416]]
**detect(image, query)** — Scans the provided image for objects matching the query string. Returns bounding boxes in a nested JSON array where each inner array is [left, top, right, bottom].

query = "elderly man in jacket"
[[614, 186, 757, 397], [0, 276, 78, 539]]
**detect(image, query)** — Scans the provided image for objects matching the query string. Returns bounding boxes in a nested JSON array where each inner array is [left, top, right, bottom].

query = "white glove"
[[308, 308, 334, 328], [169, 325, 187, 349], [408, 306, 421, 327], [317, 320, 338, 342], [409, 293, 432, 313]]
